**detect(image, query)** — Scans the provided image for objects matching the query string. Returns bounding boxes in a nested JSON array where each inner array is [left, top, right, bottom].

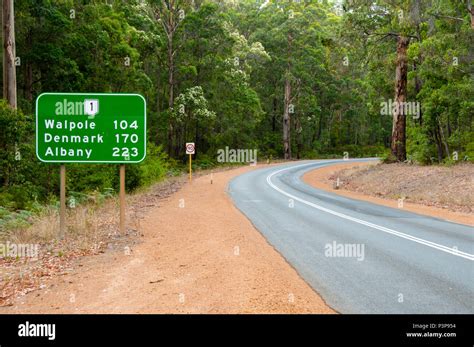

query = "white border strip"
[[266, 162, 474, 261], [35, 92, 147, 164]]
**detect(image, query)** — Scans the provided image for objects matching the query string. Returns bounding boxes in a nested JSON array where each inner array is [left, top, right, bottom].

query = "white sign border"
[[185, 142, 195, 155], [35, 92, 147, 164]]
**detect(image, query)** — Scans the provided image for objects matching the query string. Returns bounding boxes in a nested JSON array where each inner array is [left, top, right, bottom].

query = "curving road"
[[228, 159, 474, 313]]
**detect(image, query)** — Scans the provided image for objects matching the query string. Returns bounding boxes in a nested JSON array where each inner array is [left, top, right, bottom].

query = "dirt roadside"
[[302, 161, 473, 226], [1, 164, 334, 314]]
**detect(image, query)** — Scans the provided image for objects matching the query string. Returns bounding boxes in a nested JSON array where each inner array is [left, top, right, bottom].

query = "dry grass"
[[331, 162, 473, 214], [0, 163, 249, 306], [0, 173, 190, 306], [0, 197, 124, 306], [7, 205, 104, 246]]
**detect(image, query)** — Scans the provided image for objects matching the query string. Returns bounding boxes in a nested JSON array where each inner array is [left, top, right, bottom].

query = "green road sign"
[[36, 93, 146, 163]]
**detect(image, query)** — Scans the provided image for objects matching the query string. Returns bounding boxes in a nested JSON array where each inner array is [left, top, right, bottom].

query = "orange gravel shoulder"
[[302, 161, 473, 226], [1, 165, 334, 314]]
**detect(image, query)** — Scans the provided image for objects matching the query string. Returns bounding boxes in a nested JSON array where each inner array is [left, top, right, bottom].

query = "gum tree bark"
[[154, 0, 184, 156], [391, 35, 409, 161], [283, 33, 293, 160], [283, 78, 291, 160], [468, 0, 474, 29], [2, 0, 17, 108]]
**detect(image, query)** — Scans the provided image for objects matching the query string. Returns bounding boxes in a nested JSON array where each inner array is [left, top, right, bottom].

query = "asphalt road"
[[228, 159, 474, 313]]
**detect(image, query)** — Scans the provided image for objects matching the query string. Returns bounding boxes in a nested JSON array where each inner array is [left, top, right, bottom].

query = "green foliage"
[[406, 126, 435, 164], [0, 207, 32, 234], [172, 86, 216, 124], [67, 165, 116, 193], [193, 154, 218, 170], [1, 0, 473, 231], [110, 142, 169, 192], [381, 152, 397, 164], [136, 143, 169, 187]]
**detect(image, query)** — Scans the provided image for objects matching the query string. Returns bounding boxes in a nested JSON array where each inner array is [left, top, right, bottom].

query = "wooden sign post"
[[59, 164, 66, 235], [36, 93, 147, 235]]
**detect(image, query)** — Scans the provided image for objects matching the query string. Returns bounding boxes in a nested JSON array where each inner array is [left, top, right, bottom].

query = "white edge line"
[[266, 162, 474, 261]]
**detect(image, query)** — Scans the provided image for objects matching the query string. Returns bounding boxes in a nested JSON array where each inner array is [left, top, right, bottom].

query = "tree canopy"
[[1, 0, 473, 208]]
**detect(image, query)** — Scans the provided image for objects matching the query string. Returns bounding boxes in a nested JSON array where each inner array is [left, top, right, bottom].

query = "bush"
[[0, 184, 41, 210], [68, 164, 116, 193], [381, 152, 397, 163], [407, 126, 436, 164], [193, 154, 217, 170], [332, 145, 388, 158], [138, 143, 169, 186], [112, 143, 169, 192]]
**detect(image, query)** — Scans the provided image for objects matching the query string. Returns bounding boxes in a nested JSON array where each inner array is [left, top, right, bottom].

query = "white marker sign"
[[186, 142, 195, 155], [84, 99, 99, 117]]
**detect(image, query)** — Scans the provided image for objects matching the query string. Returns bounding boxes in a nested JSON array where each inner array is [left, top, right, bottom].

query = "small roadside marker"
[[186, 142, 195, 182]]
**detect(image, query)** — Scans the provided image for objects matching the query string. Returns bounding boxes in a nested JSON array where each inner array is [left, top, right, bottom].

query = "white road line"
[[266, 162, 474, 261]]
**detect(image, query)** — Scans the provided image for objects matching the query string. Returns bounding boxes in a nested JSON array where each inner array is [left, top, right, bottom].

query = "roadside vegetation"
[[1, 1, 472, 234], [331, 162, 473, 214]]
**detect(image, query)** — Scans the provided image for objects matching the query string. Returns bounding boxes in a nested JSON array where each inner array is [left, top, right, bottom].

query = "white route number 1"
[[84, 99, 99, 118]]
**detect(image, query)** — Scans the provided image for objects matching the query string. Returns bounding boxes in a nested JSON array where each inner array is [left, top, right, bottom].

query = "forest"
[[0, 0, 473, 215]]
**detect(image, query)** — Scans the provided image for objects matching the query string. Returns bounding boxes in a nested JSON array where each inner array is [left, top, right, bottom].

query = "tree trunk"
[[195, 118, 199, 160], [283, 78, 291, 160], [272, 96, 277, 133], [24, 62, 32, 101], [433, 127, 443, 162], [468, 0, 474, 29], [155, 64, 161, 144], [155, 1, 180, 157], [413, 2, 424, 126], [295, 113, 302, 159], [167, 28, 174, 156], [317, 113, 323, 140], [391, 35, 409, 161], [438, 120, 450, 159], [283, 32, 292, 160], [2, 0, 17, 108], [413, 61, 423, 126]]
